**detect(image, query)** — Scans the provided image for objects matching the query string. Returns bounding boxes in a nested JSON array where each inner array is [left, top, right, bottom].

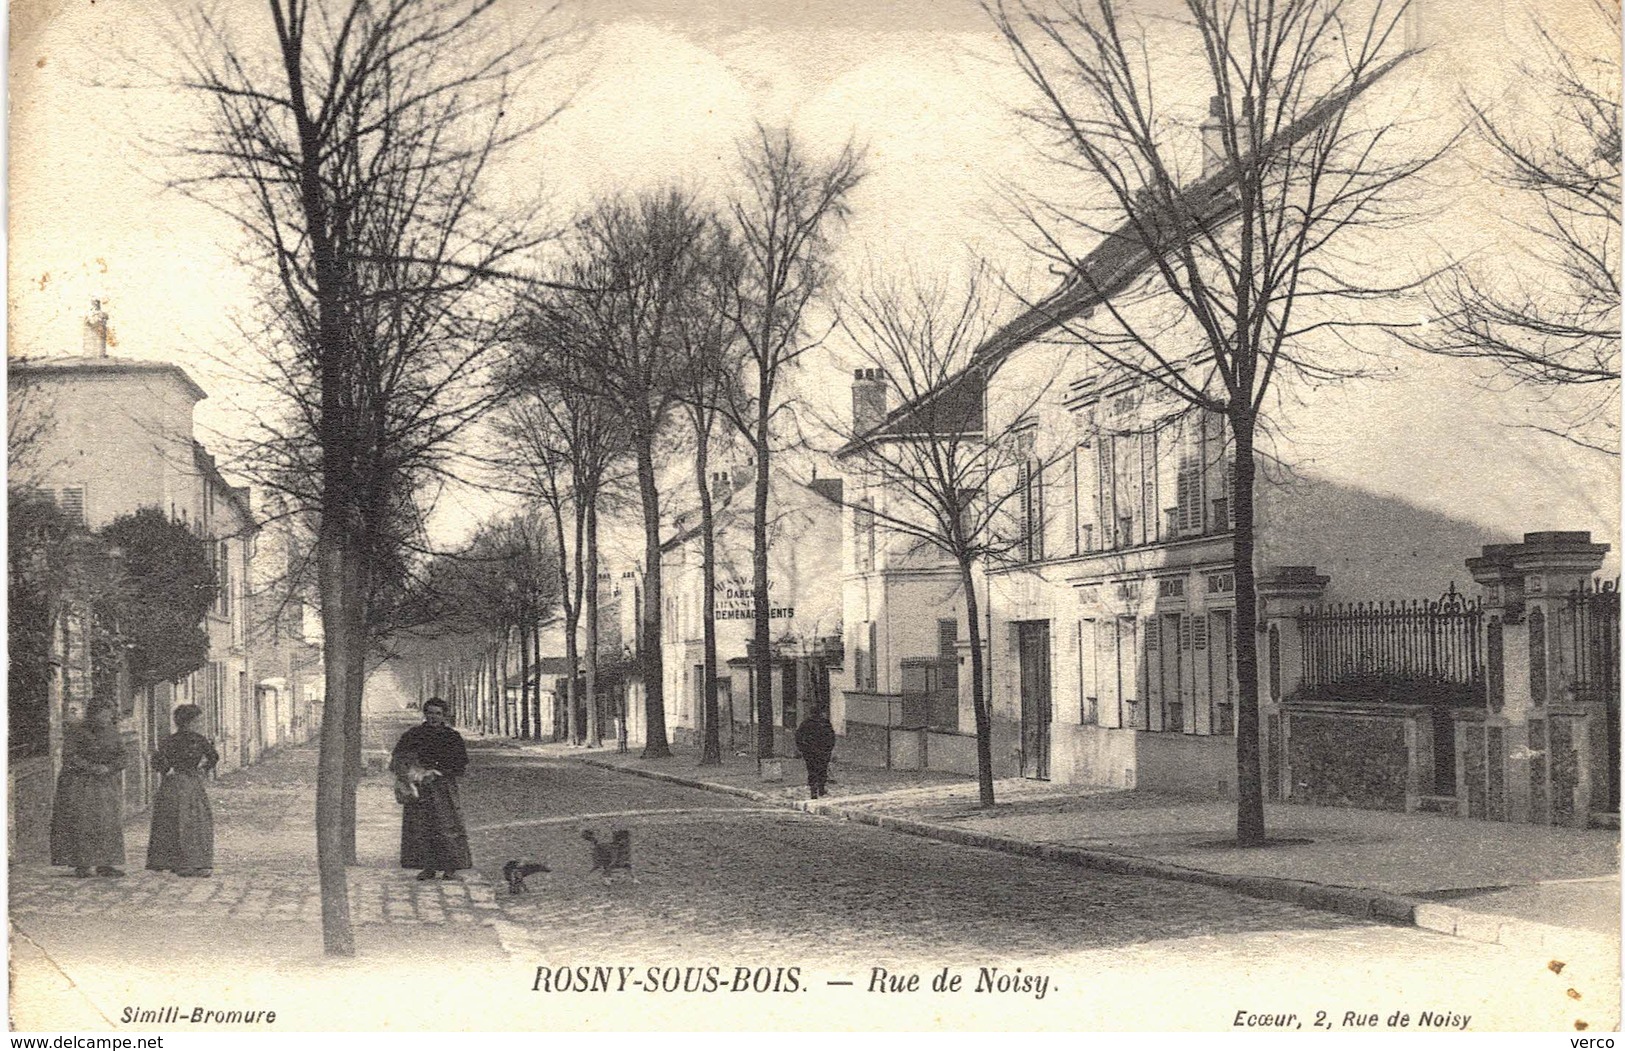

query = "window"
[[1117, 616, 1140, 729], [1078, 619, 1098, 725], [59, 486, 86, 528], [867, 621, 879, 690], [1113, 433, 1142, 546], [1156, 614, 1185, 733], [1095, 620, 1119, 727], [1015, 431, 1043, 563], [43, 486, 87, 528], [1139, 430, 1157, 547], [854, 499, 876, 572], [1096, 439, 1116, 549], [1176, 453, 1204, 535], [935, 619, 960, 730], [221, 542, 233, 618], [854, 620, 879, 691], [1205, 414, 1233, 535], [1211, 610, 1236, 735]]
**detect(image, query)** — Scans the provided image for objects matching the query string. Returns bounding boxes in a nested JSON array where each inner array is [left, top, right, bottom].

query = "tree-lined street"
[[7, 0, 1618, 1033], [9, 712, 1616, 1030]]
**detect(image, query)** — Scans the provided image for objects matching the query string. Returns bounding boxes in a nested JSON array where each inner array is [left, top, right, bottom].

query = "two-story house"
[[9, 306, 258, 857], [657, 466, 845, 756], [833, 11, 1616, 819]]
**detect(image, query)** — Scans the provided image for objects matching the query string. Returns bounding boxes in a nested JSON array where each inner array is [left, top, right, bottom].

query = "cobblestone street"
[[8, 721, 1614, 1031]]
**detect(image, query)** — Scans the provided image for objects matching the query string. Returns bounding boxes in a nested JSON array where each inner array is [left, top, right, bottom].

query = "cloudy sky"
[[8, 0, 1619, 563]]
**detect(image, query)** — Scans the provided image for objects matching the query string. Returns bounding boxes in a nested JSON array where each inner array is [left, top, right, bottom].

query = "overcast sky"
[[7, 0, 1619, 566]]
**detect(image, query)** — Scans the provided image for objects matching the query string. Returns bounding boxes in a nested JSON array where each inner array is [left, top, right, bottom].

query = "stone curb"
[[571, 754, 1608, 954]]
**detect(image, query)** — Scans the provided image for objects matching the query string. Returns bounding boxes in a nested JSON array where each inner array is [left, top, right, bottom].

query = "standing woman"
[[50, 700, 128, 878], [146, 704, 220, 877], [391, 697, 472, 880]]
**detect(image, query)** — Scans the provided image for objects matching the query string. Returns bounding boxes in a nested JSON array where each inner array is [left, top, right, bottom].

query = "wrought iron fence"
[[1299, 583, 1484, 698], [1566, 579, 1620, 706], [1567, 579, 1620, 812]]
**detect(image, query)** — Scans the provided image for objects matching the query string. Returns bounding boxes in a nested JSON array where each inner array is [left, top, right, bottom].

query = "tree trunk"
[[340, 686, 361, 863], [545, 477, 579, 745], [315, 530, 358, 956], [487, 643, 498, 735], [532, 622, 543, 738], [499, 629, 512, 737], [695, 428, 722, 765], [752, 419, 774, 761], [636, 440, 671, 757], [960, 557, 996, 808], [519, 611, 533, 739], [1231, 411, 1266, 846], [585, 496, 602, 748]]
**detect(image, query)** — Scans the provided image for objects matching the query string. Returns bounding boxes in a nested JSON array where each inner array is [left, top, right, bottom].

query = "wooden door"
[[1018, 621, 1052, 779]]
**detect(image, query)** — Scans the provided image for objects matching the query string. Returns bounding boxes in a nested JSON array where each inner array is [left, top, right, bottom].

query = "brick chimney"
[[83, 299, 109, 357], [852, 368, 888, 435], [1200, 95, 1226, 177]]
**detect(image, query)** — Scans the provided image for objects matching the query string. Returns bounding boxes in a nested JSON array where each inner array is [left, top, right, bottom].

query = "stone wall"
[[1286, 710, 1412, 811], [1137, 731, 1241, 798]]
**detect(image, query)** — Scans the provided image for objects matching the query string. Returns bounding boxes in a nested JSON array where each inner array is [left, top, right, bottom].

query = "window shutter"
[[1032, 458, 1045, 561], [1140, 431, 1156, 545], [1223, 459, 1237, 529], [1097, 439, 1115, 547], [867, 620, 878, 690], [57, 486, 86, 528]]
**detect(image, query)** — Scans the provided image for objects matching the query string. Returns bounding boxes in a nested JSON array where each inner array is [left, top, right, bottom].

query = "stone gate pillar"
[[1468, 532, 1610, 826], [1256, 566, 1330, 802]]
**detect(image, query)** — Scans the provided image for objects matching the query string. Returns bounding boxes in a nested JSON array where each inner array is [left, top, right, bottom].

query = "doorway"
[[1017, 621, 1052, 779]]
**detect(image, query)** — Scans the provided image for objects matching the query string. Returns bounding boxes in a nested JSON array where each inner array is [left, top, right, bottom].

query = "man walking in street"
[[795, 707, 836, 800]]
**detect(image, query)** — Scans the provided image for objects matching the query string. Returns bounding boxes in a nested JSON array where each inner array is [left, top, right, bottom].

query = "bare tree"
[[7, 370, 57, 493], [835, 264, 1060, 807], [719, 127, 864, 762], [497, 340, 626, 748], [525, 191, 712, 759], [672, 223, 746, 766], [989, 0, 1432, 845], [175, 0, 558, 953], [1406, 0, 1619, 455]]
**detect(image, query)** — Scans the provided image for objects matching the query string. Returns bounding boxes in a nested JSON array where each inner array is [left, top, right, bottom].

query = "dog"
[[392, 756, 436, 804], [502, 859, 551, 895], [581, 829, 635, 883]]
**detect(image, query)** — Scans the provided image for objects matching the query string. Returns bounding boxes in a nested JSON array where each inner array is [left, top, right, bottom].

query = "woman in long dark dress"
[[50, 701, 127, 877], [391, 697, 472, 880], [146, 704, 220, 877]]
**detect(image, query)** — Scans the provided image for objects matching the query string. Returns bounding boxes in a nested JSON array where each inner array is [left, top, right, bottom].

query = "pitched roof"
[[840, 53, 1410, 455]]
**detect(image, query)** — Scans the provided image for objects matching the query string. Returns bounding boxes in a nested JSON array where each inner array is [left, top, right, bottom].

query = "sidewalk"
[[552, 737, 1622, 958], [7, 733, 519, 1031]]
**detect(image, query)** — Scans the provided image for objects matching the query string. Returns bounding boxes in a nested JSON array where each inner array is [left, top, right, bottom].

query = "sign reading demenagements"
[[715, 580, 795, 621]]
